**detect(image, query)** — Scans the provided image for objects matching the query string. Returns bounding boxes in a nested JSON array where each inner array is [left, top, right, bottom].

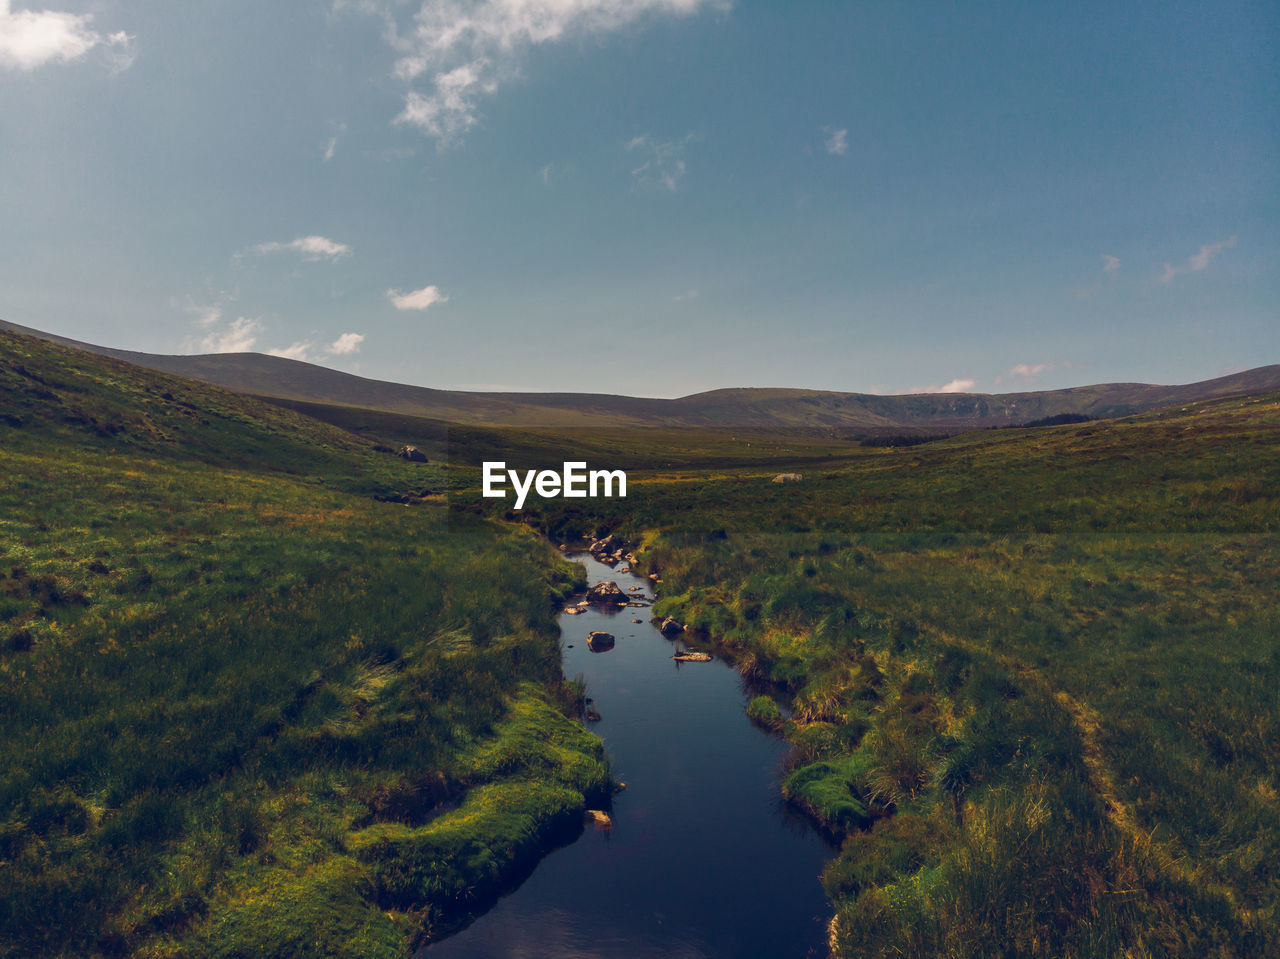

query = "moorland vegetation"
[[472, 390, 1280, 958], [0, 328, 609, 958], [4, 322, 1278, 958]]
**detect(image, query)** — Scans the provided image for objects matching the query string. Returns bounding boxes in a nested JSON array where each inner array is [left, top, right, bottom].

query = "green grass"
[[783, 752, 874, 833], [6, 322, 1279, 957], [462, 389, 1280, 957], [0, 328, 606, 958]]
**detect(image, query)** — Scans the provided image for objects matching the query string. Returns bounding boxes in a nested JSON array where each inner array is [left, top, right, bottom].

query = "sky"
[[1, 0, 1276, 397]]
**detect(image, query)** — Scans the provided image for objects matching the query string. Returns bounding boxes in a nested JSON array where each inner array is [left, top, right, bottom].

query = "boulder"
[[659, 617, 685, 636], [398, 446, 428, 462], [587, 631, 615, 652], [672, 649, 712, 662], [585, 581, 629, 605], [589, 534, 630, 561], [771, 472, 803, 483]]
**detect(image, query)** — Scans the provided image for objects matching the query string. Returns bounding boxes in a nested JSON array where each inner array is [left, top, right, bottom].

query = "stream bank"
[[420, 550, 832, 958]]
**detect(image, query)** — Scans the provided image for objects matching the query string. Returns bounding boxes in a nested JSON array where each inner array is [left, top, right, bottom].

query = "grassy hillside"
[[6, 319, 1277, 433], [461, 391, 1280, 957], [0, 328, 610, 958], [6, 319, 1279, 957]]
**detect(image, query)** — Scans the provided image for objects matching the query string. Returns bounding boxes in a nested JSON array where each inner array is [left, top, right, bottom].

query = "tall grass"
[[0, 329, 606, 958], [476, 389, 1280, 955]]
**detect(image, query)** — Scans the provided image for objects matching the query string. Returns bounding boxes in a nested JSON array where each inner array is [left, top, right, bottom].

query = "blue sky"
[[1, 0, 1275, 396]]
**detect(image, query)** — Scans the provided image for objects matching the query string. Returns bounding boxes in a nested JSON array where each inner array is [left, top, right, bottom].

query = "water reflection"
[[421, 554, 831, 958]]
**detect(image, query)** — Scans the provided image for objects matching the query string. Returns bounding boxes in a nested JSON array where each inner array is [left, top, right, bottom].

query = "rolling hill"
[[4, 319, 1278, 432]]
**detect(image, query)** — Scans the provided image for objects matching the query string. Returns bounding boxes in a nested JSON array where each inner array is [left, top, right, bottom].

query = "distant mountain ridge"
[[4, 319, 1278, 432]]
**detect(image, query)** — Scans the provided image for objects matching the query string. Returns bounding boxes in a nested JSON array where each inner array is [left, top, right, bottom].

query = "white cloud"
[[328, 332, 365, 354], [626, 132, 693, 191], [366, 0, 726, 146], [323, 137, 338, 161], [388, 284, 448, 311], [250, 235, 353, 261], [0, 1, 134, 71], [824, 126, 848, 156], [673, 289, 698, 301], [1157, 236, 1237, 284], [1101, 254, 1120, 274], [396, 62, 496, 142], [268, 341, 314, 361], [194, 316, 262, 354], [261, 332, 365, 361], [880, 377, 977, 395]]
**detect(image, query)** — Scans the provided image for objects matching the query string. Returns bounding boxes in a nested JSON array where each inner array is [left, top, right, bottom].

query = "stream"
[[421, 551, 833, 958]]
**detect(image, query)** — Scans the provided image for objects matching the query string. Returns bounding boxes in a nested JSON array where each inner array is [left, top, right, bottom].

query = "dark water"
[[422, 553, 832, 958]]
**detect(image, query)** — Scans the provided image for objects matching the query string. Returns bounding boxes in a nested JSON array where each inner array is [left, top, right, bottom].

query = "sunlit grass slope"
[[477, 391, 1280, 958], [0, 328, 607, 958]]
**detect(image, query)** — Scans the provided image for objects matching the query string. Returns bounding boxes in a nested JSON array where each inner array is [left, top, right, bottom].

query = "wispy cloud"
[[1076, 254, 1122, 298], [0, 1, 134, 71], [321, 120, 347, 162], [249, 235, 353, 261], [823, 126, 848, 156], [186, 303, 223, 329], [191, 316, 263, 354], [672, 289, 698, 301], [397, 62, 496, 143], [1009, 362, 1052, 378], [362, 0, 725, 147], [1157, 236, 1236, 284], [626, 133, 694, 191], [388, 284, 448, 311]]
